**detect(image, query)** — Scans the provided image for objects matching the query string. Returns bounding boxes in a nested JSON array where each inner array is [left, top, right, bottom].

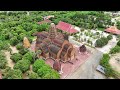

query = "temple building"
[[33, 23, 76, 63], [105, 26, 120, 35]]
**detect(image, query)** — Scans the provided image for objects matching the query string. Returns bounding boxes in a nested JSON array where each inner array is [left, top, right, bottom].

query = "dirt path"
[[4, 51, 15, 69], [10, 46, 18, 54], [4, 46, 18, 69]]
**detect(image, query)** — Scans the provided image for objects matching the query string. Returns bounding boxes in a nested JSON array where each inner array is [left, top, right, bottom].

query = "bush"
[[95, 37, 109, 47], [32, 59, 45, 72], [117, 40, 120, 46], [33, 59, 60, 79], [2, 69, 22, 79], [14, 59, 30, 73], [110, 45, 120, 54], [0, 52, 7, 69], [27, 71, 39, 79], [100, 54, 116, 77], [16, 43, 24, 50], [19, 48, 29, 55], [0, 41, 10, 51], [22, 51, 35, 64], [107, 35, 113, 40], [10, 53, 22, 63], [43, 70, 60, 79], [10, 36, 19, 46], [37, 65, 60, 79]]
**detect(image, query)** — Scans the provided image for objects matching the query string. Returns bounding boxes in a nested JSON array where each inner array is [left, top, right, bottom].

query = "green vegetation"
[[10, 53, 22, 63], [100, 54, 119, 78], [14, 59, 30, 73], [107, 35, 113, 40], [19, 48, 29, 55], [32, 59, 46, 72], [0, 41, 10, 51], [0, 11, 113, 79], [116, 21, 120, 30], [117, 40, 120, 46], [22, 51, 36, 64], [33, 59, 60, 79], [16, 43, 24, 50], [95, 37, 109, 47], [27, 71, 39, 79], [0, 51, 7, 69], [110, 45, 120, 54], [2, 67, 22, 79]]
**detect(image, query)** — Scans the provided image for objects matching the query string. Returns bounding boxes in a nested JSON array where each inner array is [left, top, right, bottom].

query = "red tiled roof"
[[105, 26, 120, 35], [38, 20, 51, 24], [56, 21, 78, 34]]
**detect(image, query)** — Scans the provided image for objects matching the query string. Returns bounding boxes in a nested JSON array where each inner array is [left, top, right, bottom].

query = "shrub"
[[37, 65, 60, 79], [19, 48, 29, 55], [22, 51, 35, 64], [2, 69, 22, 79], [32, 59, 45, 72], [37, 65, 51, 77], [27, 71, 39, 79], [100, 54, 116, 77], [0, 41, 10, 51], [107, 35, 113, 40], [10, 36, 19, 46], [14, 59, 30, 73], [16, 43, 24, 50], [110, 45, 120, 54], [43, 70, 60, 79], [0, 52, 7, 69], [95, 37, 109, 47], [117, 40, 120, 46], [10, 53, 22, 63]]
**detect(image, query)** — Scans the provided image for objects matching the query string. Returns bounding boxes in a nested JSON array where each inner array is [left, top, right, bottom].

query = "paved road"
[[65, 47, 106, 79]]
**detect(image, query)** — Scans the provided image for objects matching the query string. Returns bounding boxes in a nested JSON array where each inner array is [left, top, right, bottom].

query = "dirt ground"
[[109, 53, 120, 73], [4, 46, 18, 69]]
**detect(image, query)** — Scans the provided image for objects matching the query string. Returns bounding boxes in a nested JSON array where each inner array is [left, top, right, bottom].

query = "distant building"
[[56, 21, 79, 34], [105, 26, 120, 35]]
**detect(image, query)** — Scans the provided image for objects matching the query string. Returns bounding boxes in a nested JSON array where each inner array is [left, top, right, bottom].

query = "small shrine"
[[79, 44, 87, 54], [23, 37, 31, 48]]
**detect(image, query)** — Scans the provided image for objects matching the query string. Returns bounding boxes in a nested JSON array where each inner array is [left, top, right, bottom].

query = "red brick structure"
[[33, 23, 76, 63]]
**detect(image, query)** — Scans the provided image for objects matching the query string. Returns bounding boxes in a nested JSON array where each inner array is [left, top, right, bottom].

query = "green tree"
[[10, 36, 19, 46], [107, 35, 113, 40], [117, 40, 120, 46], [14, 59, 30, 73], [32, 59, 45, 72], [0, 51, 7, 69], [10, 53, 22, 63], [2, 69, 22, 79], [16, 43, 24, 50], [22, 51, 35, 64], [27, 71, 39, 79], [19, 48, 29, 55]]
